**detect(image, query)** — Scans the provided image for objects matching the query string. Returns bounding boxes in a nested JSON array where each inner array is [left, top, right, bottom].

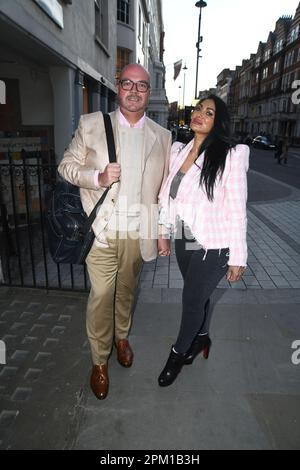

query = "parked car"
[[252, 136, 277, 150]]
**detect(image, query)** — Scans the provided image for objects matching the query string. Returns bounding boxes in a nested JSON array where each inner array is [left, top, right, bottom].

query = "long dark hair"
[[196, 94, 235, 201]]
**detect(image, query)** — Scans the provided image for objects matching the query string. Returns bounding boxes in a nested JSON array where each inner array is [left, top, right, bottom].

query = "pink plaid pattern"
[[159, 140, 249, 267]]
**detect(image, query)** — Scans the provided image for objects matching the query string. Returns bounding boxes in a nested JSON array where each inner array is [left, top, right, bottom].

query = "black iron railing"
[[0, 151, 90, 292]]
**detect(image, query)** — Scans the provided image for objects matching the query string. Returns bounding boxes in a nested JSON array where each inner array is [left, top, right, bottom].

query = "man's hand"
[[99, 163, 121, 188], [226, 266, 245, 283], [158, 237, 171, 257]]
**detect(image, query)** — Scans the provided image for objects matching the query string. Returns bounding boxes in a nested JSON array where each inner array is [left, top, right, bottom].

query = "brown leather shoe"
[[116, 339, 133, 368], [90, 364, 109, 400]]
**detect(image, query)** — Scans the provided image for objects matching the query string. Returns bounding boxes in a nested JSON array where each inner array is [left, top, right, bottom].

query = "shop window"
[[0, 79, 21, 132]]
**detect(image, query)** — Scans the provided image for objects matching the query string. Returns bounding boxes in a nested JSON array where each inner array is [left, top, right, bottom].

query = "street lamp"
[[182, 64, 188, 109], [178, 85, 182, 125], [195, 1, 207, 99]]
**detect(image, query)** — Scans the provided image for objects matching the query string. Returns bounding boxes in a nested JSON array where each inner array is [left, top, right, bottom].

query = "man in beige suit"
[[58, 64, 171, 399]]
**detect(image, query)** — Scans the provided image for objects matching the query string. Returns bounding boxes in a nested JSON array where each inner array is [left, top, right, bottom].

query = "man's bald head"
[[119, 63, 150, 82]]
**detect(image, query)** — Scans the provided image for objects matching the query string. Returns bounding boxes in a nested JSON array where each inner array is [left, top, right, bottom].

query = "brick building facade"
[[217, 2, 300, 145]]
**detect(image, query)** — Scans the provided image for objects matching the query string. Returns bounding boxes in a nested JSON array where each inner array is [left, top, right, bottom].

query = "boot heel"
[[184, 335, 211, 364], [203, 345, 210, 359]]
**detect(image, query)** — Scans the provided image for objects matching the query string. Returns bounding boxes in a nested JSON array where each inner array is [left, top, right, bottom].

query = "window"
[[274, 39, 283, 54], [255, 72, 259, 83], [288, 25, 299, 44], [264, 49, 271, 62], [117, 0, 130, 25], [285, 51, 295, 68], [290, 101, 297, 113], [138, 6, 142, 40], [282, 74, 290, 92], [255, 56, 261, 67], [142, 22, 146, 51], [116, 47, 131, 78], [262, 67, 268, 79], [273, 61, 279, 74], [95, 0, 101, 38], [283, 100, 287, 112], [95, 0, 108, 48]]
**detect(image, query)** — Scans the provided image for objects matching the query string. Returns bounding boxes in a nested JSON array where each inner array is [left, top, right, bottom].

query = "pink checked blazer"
[[158, 140, 249, 267]]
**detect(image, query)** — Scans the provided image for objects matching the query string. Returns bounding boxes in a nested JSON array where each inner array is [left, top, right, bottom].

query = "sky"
[[162, 0, 300, 106]]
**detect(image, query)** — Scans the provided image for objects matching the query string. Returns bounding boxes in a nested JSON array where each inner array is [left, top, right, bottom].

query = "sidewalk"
[[0, 287, 299, 450], [138, 170, 300, 291], [76, 288, 300, 450], [0, 170, 300, 450]]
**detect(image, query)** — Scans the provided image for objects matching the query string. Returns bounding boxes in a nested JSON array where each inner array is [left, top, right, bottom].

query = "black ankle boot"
[[184, 299, 211, 365], [158, 347, 186, 387], [184, 334, 211, 365]]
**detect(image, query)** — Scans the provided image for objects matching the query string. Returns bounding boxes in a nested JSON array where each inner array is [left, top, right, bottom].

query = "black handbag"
[[46, 114, 117, 265]]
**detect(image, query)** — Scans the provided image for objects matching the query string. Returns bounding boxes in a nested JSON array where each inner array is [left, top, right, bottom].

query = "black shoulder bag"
[[46, 114, 117, 265]]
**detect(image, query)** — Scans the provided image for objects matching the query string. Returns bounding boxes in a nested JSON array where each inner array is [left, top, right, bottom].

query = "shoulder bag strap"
[[103, 113, 117, 163], [83, 113, 117, 232]]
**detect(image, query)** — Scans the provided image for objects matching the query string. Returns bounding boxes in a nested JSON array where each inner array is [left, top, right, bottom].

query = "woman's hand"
[[158, 237, 171, 257], [226, 265, 245, 282]]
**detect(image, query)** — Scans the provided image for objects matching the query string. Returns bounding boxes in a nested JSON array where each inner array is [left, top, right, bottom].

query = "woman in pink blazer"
[[157, 94, 249, 387]]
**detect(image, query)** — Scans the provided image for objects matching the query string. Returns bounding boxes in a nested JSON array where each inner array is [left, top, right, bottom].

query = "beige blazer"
[[58, 110, 172, 261]]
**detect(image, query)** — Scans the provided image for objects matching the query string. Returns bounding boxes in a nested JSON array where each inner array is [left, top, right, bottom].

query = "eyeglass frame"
[[118, 78, 151, 93]]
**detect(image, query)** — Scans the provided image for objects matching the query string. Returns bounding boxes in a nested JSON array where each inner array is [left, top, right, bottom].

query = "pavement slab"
[[1, 287, 300, 449], [72, 299, 300, 450]]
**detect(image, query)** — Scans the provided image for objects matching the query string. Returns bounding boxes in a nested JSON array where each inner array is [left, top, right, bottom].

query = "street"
[[249, 147, 300, 191]]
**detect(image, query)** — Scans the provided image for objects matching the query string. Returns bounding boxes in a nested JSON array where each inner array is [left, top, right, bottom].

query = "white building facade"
[[0, 0, 117, 162]]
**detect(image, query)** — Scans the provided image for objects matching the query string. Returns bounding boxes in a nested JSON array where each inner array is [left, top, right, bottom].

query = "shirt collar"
[[117, 108, 145, 129]]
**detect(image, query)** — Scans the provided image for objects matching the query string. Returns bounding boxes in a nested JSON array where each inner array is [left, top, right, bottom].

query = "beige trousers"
[[86, 231, 143, 365]]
